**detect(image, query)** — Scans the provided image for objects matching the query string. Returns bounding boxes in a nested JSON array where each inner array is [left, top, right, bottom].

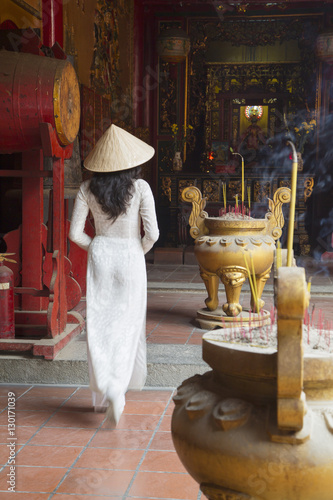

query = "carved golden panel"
[[228, 181, 241, 200], [299, 234, 311, 255], [223, 101, 230, 141], [254, 181, 271, 202], [232, 114, 239, 144], [279, 180, 291, 189], [253, 181, 260, 202], [161, 177, 172, 203], [203, 180, 219, 202], [304, 177, 314, 201], [232, 98, 246, 105]]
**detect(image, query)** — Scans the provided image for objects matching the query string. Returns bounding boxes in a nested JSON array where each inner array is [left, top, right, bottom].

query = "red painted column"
[[21, 150, 44, 311], [143, 7, 155, 128], [42, 0, 63, 48], [51, 155, 67, 334], [133, 0, 144, 128]]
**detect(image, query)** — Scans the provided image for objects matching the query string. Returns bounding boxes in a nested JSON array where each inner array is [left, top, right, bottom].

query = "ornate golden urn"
[[182, 185, 291, 327], [171, 266, 333, 500]]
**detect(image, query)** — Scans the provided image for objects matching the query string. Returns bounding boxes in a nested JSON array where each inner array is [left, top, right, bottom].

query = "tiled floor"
[[145, 289, 333, 344], [145, 263, 333, 345], [0, 385, 201, 499], [2, 260, 333, 499], [146, 291, 208, 345]]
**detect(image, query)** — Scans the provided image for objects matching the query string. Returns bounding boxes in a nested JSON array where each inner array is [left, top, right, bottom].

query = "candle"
[[230, 150, 245, 206], [287, 140, 298, 266], [241, 157, 244, 204], [222, 182, 226, 209], [307, 277, 312, 293], [235, 194, 238, 208]]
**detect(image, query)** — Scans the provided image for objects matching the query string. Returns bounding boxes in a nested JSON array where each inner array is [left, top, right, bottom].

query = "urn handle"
[[265, 186, 291, 240], [182, 186, 209, 240], [276, 266, 309, 432]]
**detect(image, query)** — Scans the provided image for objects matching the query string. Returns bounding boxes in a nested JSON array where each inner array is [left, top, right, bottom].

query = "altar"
[[158, 170, 314, 257]]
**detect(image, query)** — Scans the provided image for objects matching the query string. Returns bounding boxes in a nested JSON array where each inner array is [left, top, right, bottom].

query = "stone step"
[[0, 332, 208, 388]]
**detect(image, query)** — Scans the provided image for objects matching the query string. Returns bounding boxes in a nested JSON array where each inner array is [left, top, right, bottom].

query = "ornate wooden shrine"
[[149, 7, 331, 254]]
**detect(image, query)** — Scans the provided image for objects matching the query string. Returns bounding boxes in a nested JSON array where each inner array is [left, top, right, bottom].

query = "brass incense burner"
[[172, 266, 333, 500], [182, 185, 291, 327]]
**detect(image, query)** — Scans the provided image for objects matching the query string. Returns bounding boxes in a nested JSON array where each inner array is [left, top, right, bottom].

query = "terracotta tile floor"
[[145, 263, 333, 344], [0, 386, 201, 499]]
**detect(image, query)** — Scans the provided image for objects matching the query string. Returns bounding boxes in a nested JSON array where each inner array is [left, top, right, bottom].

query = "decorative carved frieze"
[[254, 181, 271, 203], [161, 177, 172, 202], [304, 177, 314, 201], [203, 180, 219, 202], [228, 181, 241, 200]]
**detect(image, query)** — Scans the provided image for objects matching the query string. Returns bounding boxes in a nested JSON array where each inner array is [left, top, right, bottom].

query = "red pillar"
[[133, 0, 144, 128], [21, 150, 44, 311], [42, 0, 63, 48], [52, 156, 67, 334]]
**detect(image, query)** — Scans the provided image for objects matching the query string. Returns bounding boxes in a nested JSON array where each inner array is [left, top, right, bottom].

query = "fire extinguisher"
[[0, 253, 16, 339]]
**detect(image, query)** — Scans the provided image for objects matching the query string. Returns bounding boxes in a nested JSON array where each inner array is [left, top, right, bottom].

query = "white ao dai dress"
[[69, 178, 159, 423]]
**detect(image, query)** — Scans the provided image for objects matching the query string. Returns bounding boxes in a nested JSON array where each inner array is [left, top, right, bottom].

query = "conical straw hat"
[[84, 124, 155, 172]]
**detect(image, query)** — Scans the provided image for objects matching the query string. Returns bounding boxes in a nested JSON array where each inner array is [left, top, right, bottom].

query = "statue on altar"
[[239, 105, 266, 164]]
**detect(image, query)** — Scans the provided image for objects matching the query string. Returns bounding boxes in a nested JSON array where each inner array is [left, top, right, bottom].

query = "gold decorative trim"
[[11, 0, 41, 19], [53, 61, 81, 146], [304, 177, 314, 201], [182, 186, 208, 239], [266, 186, 291, 240], [205, 61, 302, 66]]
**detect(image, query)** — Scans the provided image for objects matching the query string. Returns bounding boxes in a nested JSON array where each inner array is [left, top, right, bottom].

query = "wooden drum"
[[0, 50, 80, 152]]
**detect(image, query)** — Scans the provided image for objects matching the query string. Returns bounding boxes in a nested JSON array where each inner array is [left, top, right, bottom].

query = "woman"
[[69, 124, 159, 426]]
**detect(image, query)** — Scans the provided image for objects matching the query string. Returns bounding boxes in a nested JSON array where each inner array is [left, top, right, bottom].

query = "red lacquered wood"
[[40, 123, 73, 336], [0, 51, 59, 151], [133, 0, 144, 128], [21, 150, 44, 311], [67, 217, 95, 296], [0, 51, 80, 152], [0, 171, 52, 177], [52, 157, 67, 334], [42, 0, 63, 48], [0, 262, 15, 339], [43, 249, 82, 311], [3, 227, 21, 309]]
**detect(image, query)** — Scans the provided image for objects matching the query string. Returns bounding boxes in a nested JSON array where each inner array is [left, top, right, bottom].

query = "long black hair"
[[89, 166, 141, 221]]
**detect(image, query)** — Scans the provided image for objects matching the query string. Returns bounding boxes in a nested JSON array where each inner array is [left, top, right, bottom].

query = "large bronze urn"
[[182, 186, 291, 326], [171, 266, 333, 500]]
